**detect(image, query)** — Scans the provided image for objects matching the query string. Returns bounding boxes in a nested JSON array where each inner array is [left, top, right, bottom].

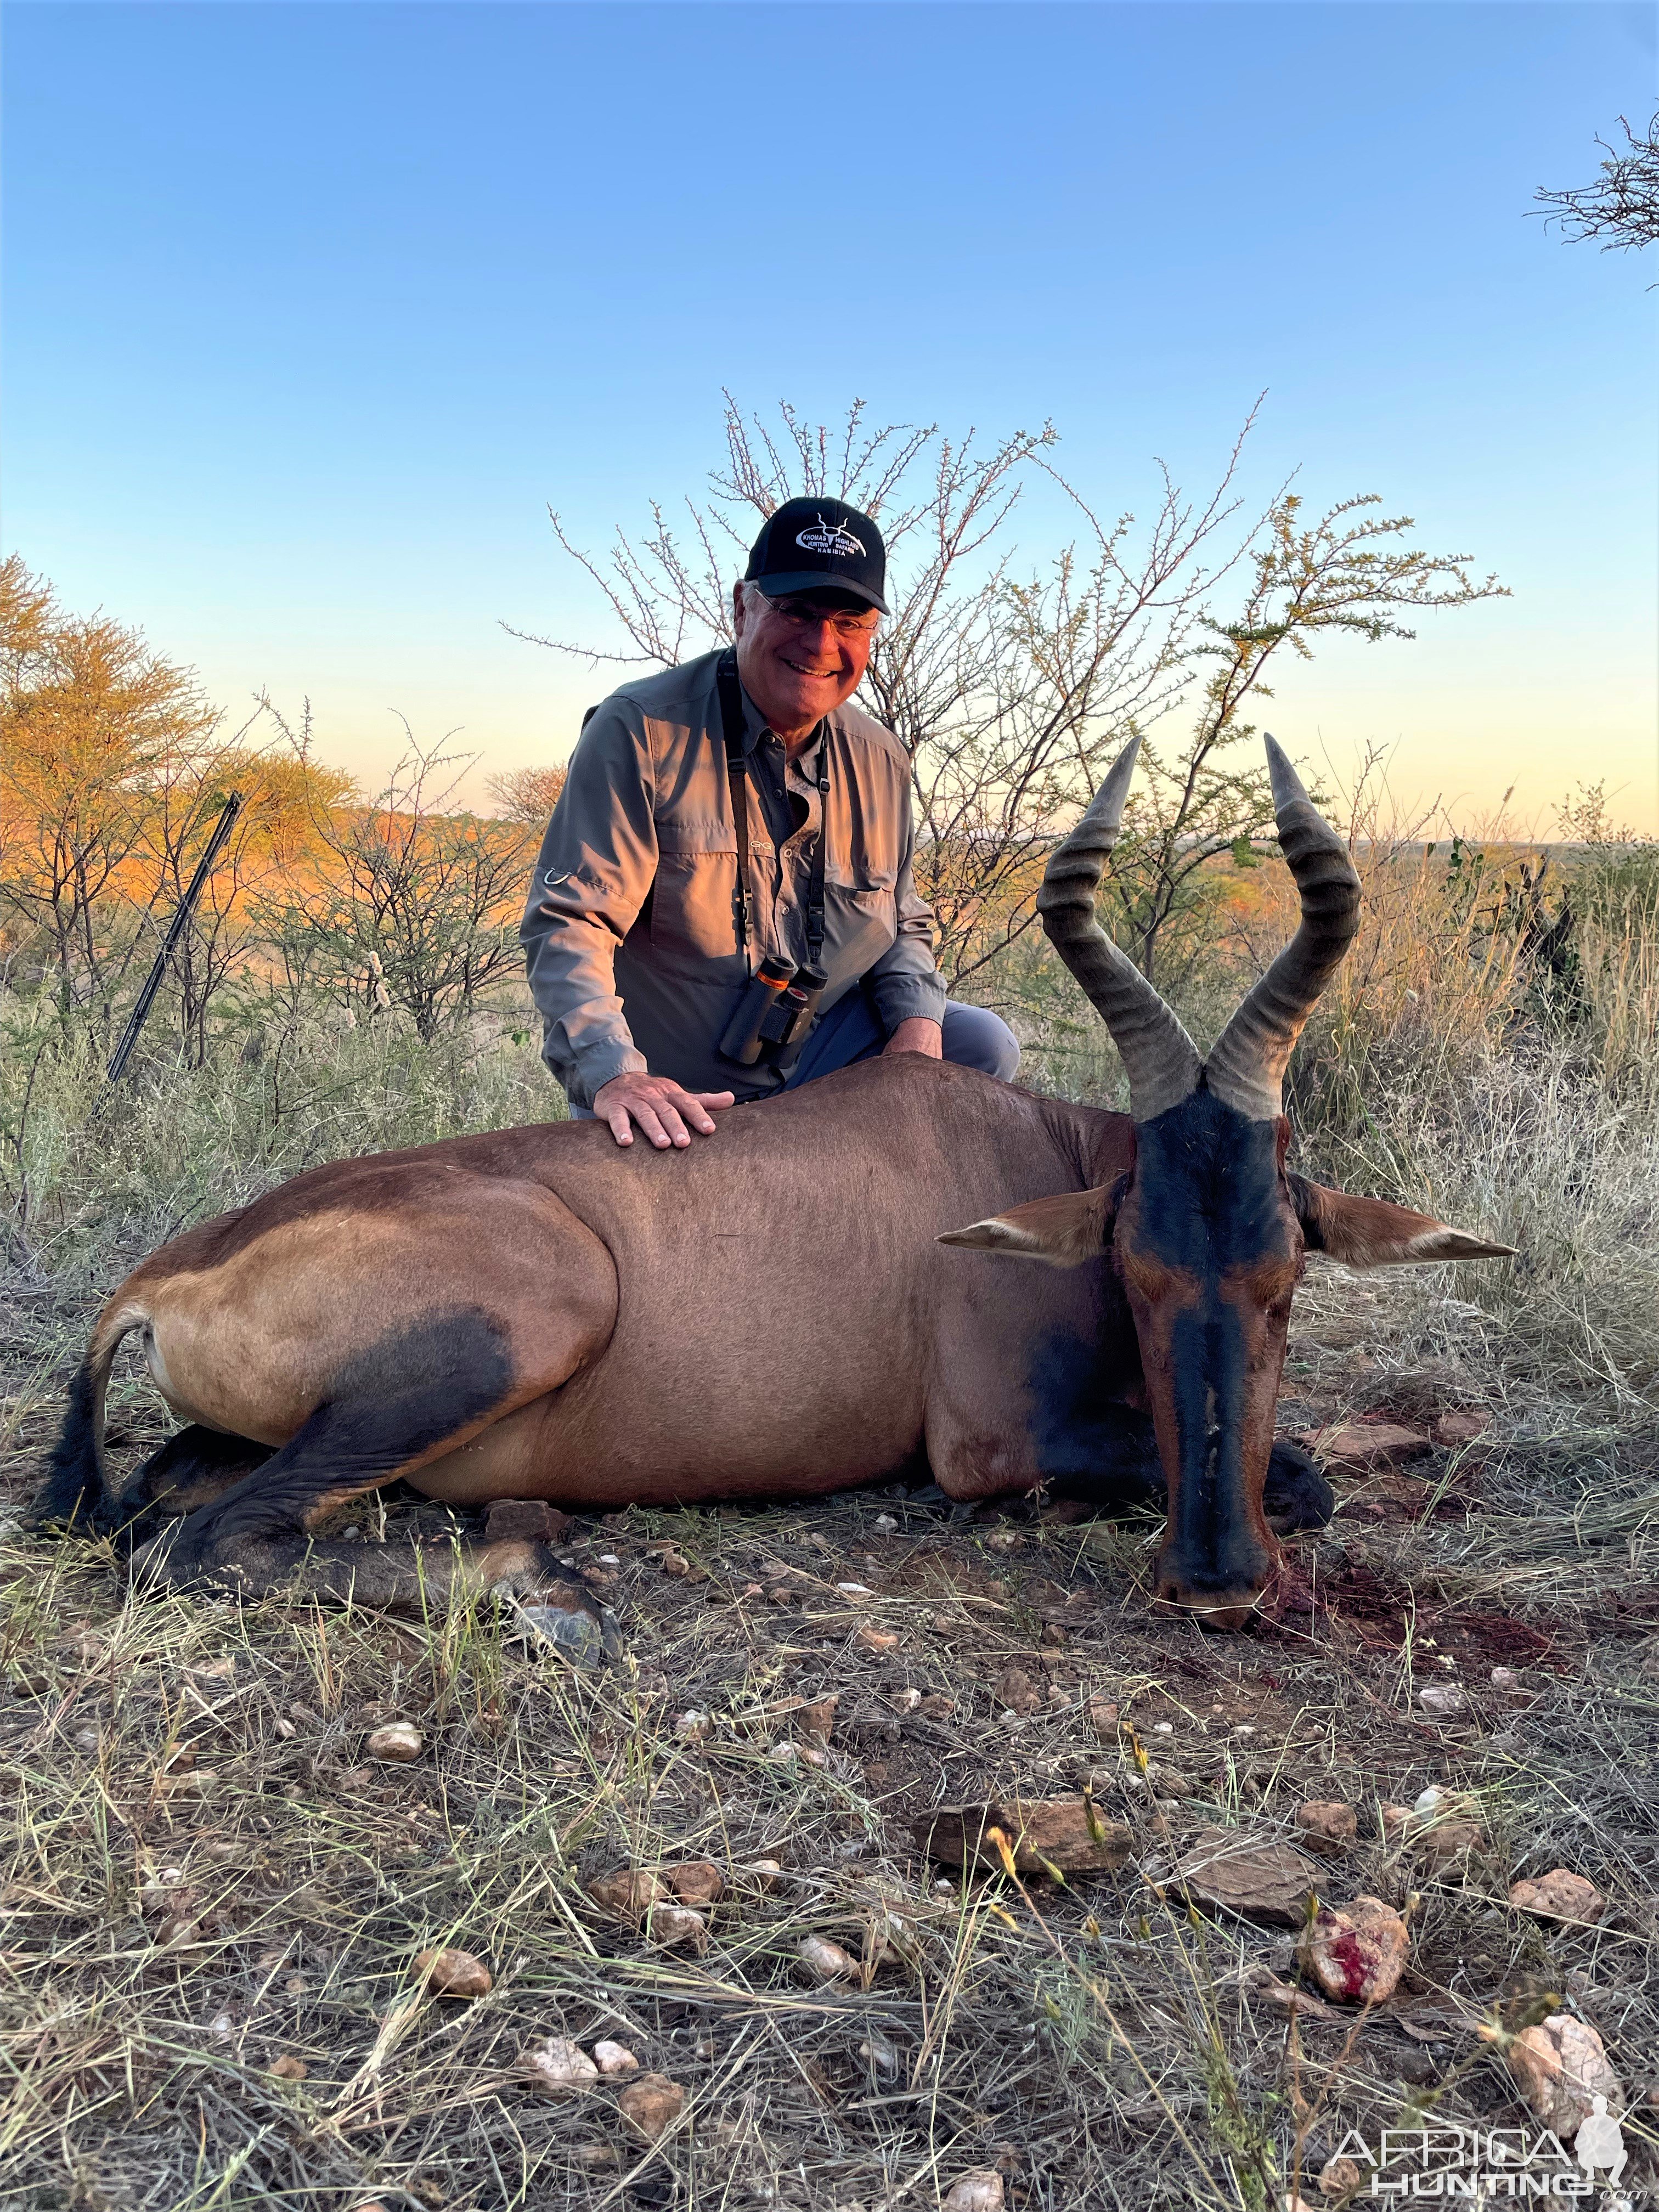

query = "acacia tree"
[[486, 763, 566, 823], [138, 736, 353, 1064], [518, 397, 1503, 992], [1104, 493, 1506, 985], [1536, 111, 1659, 257], [0, 555, 221, 1030]]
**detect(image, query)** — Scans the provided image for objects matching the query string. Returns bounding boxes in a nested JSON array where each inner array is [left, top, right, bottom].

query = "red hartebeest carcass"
[[37, 738, 1514, 1650]]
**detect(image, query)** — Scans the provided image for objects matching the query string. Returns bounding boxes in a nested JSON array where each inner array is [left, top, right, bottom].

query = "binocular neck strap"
[[716, 651, 753, 965], [716, 648, 829, 969]]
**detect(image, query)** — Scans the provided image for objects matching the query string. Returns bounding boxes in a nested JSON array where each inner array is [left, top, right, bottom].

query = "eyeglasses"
[[767, 598, 881, 640]]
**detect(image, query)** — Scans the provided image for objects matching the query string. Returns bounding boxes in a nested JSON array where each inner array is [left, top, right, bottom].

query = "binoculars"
[[719, 953, 828, 1071]]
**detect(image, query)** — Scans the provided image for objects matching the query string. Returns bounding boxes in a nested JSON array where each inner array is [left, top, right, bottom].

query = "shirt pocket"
[[821, 880, 898, 979], [648, 823, 743, 968]]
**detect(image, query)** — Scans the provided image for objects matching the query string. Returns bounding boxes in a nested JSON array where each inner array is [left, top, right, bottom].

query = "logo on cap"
[[795, 512, 866, 560]]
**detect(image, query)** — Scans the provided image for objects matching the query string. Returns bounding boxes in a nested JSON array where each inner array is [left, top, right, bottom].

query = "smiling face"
[[731, 580, 879, 743]]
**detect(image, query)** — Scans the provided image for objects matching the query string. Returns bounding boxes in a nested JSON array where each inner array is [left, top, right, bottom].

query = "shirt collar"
[[739, 682, 825, 777]]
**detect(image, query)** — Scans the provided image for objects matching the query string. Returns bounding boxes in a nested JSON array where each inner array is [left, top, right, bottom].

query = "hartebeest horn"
[[1036, 737, 1203, 1122], [1203, 736, 1362, 1122]]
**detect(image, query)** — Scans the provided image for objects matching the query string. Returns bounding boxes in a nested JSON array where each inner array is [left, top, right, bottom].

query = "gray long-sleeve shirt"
[[519, 648, 945, 1108]]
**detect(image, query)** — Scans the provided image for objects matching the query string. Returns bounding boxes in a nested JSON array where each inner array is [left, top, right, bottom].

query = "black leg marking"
[[1045, 1422, 1333, 1533], [148, 1307, 514, 1566], [1262, 1438, 1335, 1535], [125, 1308, 619, 1659]]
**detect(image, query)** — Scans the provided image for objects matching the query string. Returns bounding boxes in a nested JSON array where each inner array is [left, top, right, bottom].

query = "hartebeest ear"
[[1290, 1176, 1516, 1269], [938, 1184, 1119, 1268]]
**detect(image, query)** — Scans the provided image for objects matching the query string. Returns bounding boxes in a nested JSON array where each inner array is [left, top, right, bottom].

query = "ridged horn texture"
[[1035, 737, 1203, 1122], [1203, 735, 1363, 1122]]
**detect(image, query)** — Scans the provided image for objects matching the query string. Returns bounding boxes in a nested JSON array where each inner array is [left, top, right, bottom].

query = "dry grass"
[[3, 836, 1658, 2209], [4, 1318, 1657, 2210]]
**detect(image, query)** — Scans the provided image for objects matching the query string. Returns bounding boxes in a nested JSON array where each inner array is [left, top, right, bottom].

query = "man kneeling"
[[520, 496, 1019, 1147]]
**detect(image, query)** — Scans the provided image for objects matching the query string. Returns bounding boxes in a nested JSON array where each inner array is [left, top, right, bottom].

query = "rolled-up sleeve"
[[864, 775, 947, 1033], [518, 698, 658, 1109]]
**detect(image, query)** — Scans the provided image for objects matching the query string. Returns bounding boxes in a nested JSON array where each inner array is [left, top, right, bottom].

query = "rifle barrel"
[[104, 793, 244, 1087]]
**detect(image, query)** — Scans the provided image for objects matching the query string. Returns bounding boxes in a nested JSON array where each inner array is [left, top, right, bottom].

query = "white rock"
[[767, 1741, 798, 1766], [674, 1710, 712, 1741], [796, 1934, 856, 1984], [943, 2171, 1005, 2211], [836, 1581, 873, 1595], [365, 1722, 423, 1763], [1419, 1684, 1465, 1717], [873, 1514, 898, 1533], [592, 2038, 639, 2075], [1491, 1666, 1520, 1690], [648, 1904, 708, 1952], [524, 2036, 599, 2096]]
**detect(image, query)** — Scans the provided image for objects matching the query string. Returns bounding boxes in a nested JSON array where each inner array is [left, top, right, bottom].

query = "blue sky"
[[5, 1, 1656, 825]]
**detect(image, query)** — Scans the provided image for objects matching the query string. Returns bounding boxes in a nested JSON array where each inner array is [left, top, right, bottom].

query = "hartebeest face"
[[1112, 1090, 1299, 1625], [943, 1088, 1513, 1623], [943, 733, 1515, 1628]]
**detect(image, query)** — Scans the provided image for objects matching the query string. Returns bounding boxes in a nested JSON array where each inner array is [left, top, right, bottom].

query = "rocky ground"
[[2, 1267, 1656, 2211]]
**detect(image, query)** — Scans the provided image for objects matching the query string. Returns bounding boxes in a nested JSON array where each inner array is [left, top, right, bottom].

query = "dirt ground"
[[2, 1266, 1656, 2212]]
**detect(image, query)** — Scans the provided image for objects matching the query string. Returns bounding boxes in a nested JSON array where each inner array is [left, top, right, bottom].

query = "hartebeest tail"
[[36, 1303, 153, 1532]]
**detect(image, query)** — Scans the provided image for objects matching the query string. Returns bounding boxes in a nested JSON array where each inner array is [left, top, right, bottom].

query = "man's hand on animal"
[[883, 1017, 944, 1058], [590, 1070, 736, 1149]]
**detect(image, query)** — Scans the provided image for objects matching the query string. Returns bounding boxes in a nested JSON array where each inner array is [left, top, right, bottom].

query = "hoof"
[[1263, 1438, 1335, 1536], [128, 1522, 243, 1595], [498, 1588, 623, 1668], [128, 1525, 184, 1588]]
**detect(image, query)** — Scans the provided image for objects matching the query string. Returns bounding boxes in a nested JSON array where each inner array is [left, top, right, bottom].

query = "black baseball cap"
[[743, 496, 888, 616]]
